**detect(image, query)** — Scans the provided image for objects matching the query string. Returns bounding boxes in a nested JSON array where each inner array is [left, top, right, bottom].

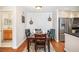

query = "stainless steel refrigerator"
[[59, 18, 73, 41]]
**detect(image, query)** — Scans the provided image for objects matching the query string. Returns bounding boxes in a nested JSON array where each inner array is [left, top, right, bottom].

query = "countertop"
[[65, 32, 79, 37]]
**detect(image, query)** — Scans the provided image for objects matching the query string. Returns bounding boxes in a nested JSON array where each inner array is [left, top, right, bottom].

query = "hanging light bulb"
[[30, 20, 33, 24], [48, 16, 52, 21], [29, 17, 33, 24]]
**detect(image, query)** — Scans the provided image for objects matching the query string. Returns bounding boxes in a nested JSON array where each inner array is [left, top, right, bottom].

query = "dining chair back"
[[34, 34, 46, 52]]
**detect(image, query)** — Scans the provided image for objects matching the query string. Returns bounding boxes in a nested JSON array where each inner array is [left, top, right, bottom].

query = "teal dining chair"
[[48, 29, 55, 41]]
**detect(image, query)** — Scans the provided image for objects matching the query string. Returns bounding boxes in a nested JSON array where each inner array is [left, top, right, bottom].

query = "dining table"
[[27, 34, 50, 52]]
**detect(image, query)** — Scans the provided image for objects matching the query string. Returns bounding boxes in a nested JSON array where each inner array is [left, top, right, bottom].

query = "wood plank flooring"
[[51, 40, 64, 52], [0, 39, 65, 52], [0, 40, 27, 52]]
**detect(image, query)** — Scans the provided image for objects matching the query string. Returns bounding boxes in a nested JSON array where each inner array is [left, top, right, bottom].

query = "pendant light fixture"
[[48, 15, 52, 21], [29, 17, 33, 25]]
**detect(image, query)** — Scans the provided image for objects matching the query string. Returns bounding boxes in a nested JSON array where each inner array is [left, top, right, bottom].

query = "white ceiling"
[[0, 6, 79, 12], [24, 6, 79, 12]]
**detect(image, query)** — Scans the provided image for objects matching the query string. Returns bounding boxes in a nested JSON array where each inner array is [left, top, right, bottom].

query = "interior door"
[[2, 11, 12, 40], [0, 11, 12, 47]]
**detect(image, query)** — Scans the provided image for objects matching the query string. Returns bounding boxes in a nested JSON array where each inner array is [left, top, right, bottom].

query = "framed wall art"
[[22, 16, 25, 23]]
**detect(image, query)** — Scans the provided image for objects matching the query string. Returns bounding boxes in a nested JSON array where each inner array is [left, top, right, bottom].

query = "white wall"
[[15, 7, 26, 48], [26, 12, 53, 34], [12, 7, 17, 48], [52, 10, 58, 42]]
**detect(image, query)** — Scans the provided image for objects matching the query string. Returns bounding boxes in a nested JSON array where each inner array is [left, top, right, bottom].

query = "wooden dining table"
[[27, 34, 50, 52]]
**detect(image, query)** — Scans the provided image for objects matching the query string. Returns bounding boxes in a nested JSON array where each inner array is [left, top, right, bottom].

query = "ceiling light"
[[35, 6, 42, 9]]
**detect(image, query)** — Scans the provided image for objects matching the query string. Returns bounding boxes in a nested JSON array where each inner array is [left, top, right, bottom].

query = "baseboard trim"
[[0, 39, 27, 52], [17, 38, 26, 49], [13, 39, 27, 52]]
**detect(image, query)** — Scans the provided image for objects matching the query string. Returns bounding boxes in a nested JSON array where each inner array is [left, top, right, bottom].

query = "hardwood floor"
[[0, 39, 65, 52], [51, 40, 64, 52], [26, 38, 65, 52], [0, 40, 27, 52]]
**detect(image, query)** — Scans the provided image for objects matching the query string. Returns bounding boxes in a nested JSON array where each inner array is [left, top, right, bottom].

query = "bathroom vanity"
[[3, 29, 12, 40]]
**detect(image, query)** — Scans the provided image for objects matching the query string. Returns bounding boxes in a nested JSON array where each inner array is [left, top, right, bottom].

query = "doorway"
[[0, 11, 12, 47]]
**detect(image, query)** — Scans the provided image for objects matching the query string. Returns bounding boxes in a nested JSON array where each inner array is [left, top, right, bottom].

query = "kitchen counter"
[[65, 33, 79, 52], [65, 32, 79, 37]]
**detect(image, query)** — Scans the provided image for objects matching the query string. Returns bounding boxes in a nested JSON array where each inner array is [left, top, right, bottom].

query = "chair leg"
[[35, 43, 37, 52], [44, 44, 46, 52], [53, 36, 55, 40], [51, 38, 52, 41]]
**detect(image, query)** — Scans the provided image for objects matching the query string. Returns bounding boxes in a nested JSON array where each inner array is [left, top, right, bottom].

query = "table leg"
[[28, 39, 30, 52], [48, 39, 50, 52]]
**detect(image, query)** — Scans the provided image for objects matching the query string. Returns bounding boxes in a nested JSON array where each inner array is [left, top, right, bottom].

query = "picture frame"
[[4, 18, 8, 25], [4, 18, 12, 25], [22, 16, 25, 23]]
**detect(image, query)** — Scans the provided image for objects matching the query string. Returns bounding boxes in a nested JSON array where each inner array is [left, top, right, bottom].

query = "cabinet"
[[58, 11, 79, 18], [3, 30, 12, 40], [72, 12, 79, 17], [58, 11, 72, 18], [65, 33, 79, 52]]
